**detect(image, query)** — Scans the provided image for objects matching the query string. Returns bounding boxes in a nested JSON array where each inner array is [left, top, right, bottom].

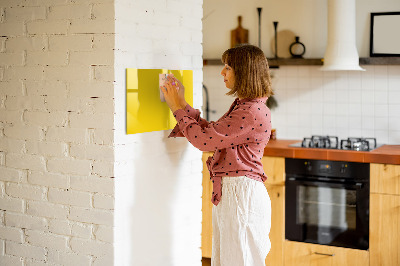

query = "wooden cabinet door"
[[262, 156, 285, 186], [284, 241, 369, 266], [264, 184, 284, 266], [370, 163, 400, 195], [370, 193, 400, 266], [202, 152, 213, 258]]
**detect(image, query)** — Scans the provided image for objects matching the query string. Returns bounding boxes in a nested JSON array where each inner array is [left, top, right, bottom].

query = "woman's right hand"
[[169, 76, 187, 108]]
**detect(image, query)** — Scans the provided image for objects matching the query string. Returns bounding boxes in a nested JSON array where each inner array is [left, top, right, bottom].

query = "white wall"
[[113, 0, 203, 265], [0, 0, 115, 265], [203, 0, 400, 145], [203, 0, 400, 58]]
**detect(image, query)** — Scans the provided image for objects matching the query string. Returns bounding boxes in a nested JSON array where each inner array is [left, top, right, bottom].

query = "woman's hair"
[[221, 44, 273, 99]]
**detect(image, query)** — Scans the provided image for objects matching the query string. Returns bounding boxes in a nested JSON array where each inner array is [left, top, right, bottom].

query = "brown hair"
[[221, 44, 273, 99]]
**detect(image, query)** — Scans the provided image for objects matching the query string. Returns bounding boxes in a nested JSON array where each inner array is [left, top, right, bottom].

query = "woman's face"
[[220, 64, 235, 89]]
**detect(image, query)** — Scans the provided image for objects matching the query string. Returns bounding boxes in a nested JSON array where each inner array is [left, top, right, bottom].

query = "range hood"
[[320, 0, 365, 71]]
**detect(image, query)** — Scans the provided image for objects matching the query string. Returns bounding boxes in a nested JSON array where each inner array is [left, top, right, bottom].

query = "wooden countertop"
[[263, 139, 400, 165]]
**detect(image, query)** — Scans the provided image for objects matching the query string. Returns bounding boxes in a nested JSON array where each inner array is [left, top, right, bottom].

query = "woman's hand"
[[174, 77, 187, 108], [161, 76, 186, 113]]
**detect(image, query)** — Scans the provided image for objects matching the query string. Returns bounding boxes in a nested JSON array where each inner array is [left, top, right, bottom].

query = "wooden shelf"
[[203, 57, 400, 67]]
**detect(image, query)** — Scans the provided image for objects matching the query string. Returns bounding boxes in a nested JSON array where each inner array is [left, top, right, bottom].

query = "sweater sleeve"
[[168, 104, 211, 138], [172, 106, 257, 152]]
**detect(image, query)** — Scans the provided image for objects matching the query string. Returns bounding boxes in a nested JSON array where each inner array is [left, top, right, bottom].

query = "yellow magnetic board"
[[126, 68, 193, 134]]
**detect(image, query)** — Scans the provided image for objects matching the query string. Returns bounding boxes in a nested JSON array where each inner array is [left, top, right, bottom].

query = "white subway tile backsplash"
[[204, 65, 400, 144]]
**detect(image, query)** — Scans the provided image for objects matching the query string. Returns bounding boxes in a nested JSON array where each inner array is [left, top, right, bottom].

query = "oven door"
[[285, 177, 369, 250]]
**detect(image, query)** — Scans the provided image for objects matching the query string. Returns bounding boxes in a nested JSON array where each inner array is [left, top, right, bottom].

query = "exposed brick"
[[48, 219, 71, 236], [6, 241, 46, 261], [79, 97, 115, 114], [93, 253, 113, 266], [69, 19, 114, 34], [25, 229, 68, 251], [70, 175, 113, 195], [70, 144, 114, 161], [27, 20, 69, 35], [44, 66, 91, 82], [46, 127, 88, 144], [25, 80, 67, 97], [49, 35, 93, 52], [0, 255, 24, 266], [0, 22, 24, 36], [69, 207, 113, 226], [26, 140, 67, 157], [6, 183, 46, 201], [26, 51, 68, 66], [47, 158, 92, 176], [93, 194, 113, 210], [6, 153, 46, 171], [71, 222, 92, 239], [0, 81, 24, 96], [48, 4, 91, 20], [92, 3, 114, 20], [3, 66, 44, 81], [5, 212, 48, 231], [24, 111, 68, 127], [92, 160, 113, 177], [5, 36, 47, 52], [42, 96, 80, 112], [4, 6, 46, 22], [69, 112, 114, 129], [69, 51, 113, 66], [3, 125, 43, 141], [0, 110, 23, 124], [92, 34, 114, 51], [0, 52, 24, 66], [94, 225, 112, 243], [90, 128, 114, 146], [0, 225, 23, 243], [27, 200, 69, 219], [28, 171, 69, 189], [69, 81, 114, 98], [22, 0, 69, 6], [0, 167, 25, 183], [70, 237, 113, 257], [4, 96, 47, 111], [0, 197, 24, 213], [48, 188, 91, 208], [47, 250, 91, 266], [0, 138, 25, 154]]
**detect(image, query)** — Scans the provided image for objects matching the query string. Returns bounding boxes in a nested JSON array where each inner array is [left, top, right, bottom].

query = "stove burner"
[[340, 137, 377, 151], [301, 135, 339, 149]]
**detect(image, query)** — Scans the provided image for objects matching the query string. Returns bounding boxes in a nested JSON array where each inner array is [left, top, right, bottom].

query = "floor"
[[202, 257, 211, 266]]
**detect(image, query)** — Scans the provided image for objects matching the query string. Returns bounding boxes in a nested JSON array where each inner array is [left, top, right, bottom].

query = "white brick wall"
[[0, 0, 115, 265], [114, 0, 203, 265]]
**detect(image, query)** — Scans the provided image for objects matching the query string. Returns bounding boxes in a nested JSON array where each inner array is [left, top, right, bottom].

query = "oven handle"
[[286, 177, 364, 189]]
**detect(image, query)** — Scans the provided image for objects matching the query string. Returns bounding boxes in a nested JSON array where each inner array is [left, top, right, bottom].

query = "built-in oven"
[[285, 158, 369, 250]]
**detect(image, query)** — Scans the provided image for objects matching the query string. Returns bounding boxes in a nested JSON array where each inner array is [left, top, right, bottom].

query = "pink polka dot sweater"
[[168, 97, 272, 206]]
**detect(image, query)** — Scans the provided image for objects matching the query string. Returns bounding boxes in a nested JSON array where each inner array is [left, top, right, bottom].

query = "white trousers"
[[212, 176, 271, 266]]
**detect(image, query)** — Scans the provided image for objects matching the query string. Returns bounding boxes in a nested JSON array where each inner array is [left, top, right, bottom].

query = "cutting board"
[[231, 16, 249, 48]]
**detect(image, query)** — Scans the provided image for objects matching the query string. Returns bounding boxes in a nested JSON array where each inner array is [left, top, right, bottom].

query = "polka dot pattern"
[[168, 97, 272, 206]]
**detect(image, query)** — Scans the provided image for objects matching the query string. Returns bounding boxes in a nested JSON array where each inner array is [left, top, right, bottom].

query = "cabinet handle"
[[314, 252, 335, 257]]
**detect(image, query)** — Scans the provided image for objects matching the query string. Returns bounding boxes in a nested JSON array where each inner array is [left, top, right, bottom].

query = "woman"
[[161, 44, 273, 266]]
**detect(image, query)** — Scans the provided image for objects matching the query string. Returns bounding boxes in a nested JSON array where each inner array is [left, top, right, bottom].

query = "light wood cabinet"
[[284, 241, 369, 266], [370, 163, 400, 195], [370, 163, 400, 266]]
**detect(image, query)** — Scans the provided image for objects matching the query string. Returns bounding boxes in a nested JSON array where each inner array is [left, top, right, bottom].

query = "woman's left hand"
[[161, 76, 185, 113]]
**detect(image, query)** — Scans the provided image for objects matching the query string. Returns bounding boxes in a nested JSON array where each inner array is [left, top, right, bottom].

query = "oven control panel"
[[286, 158, 369, 180]]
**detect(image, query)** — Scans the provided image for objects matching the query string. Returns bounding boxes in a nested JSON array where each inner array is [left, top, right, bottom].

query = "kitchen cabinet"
[[201, 154, 286, 266], [370, 163, 400, 266], [284, 241, 369, 266]]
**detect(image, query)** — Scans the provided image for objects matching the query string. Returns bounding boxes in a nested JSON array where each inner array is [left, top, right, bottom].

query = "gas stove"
[[289, 135, 381, 151]]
